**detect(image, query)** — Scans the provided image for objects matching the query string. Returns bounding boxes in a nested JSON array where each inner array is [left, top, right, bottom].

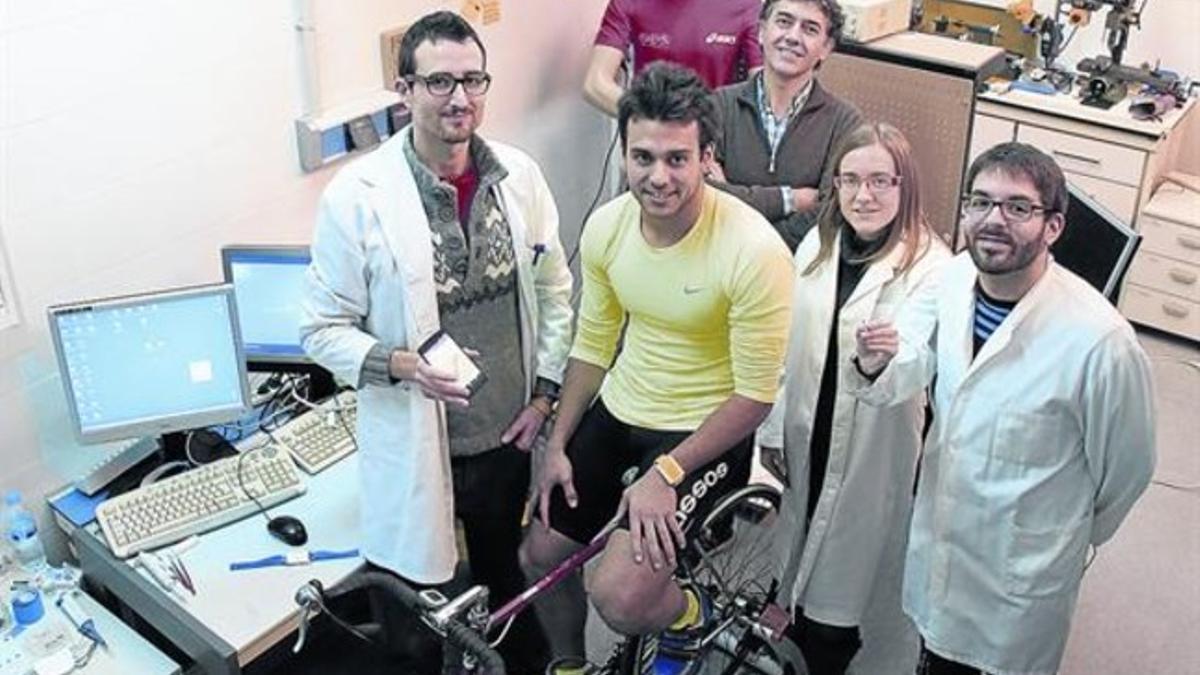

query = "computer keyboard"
[[273, 390, 358, 475], [96, 445, 306, 558]]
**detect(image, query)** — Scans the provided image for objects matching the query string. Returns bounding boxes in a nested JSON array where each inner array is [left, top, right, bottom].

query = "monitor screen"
[[221, 245, 311, 367], [1051, 181, 1141, 304], [48, 284, 250, 444]]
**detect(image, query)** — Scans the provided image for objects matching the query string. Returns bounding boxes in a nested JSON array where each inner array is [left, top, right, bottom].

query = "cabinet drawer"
[[1121, 284, 1200, 341], [1127, 251, 1200, 303], [1064, 171, 1138, 225], [1138, 213, 1200, 262], [1017, 125, 1145, 187]]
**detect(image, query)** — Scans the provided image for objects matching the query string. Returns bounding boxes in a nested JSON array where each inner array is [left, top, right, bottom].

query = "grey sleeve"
[[709, 180, 790, 222], [360, 343, 395, 387]]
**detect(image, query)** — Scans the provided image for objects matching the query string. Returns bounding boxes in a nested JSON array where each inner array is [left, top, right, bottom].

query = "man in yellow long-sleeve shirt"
[[519, 63, 794, 662]]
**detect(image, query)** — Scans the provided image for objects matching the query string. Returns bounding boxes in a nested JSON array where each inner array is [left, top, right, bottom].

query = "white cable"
[[184, 430, 199, 466], [291, 386, 322, 411], [488, 616, 516, 649]]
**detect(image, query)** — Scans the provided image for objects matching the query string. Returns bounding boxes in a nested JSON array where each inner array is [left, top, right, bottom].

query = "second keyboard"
[[272, 391, 358, 474]]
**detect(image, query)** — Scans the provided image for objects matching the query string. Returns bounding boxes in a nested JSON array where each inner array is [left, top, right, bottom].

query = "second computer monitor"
[[221, 245, 312, 370], [1051, 181, 1142, 305]]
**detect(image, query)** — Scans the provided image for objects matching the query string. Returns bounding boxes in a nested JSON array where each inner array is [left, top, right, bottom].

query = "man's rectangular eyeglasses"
[[833, 173, 901, 193], [406, 71, 492, 97], [961, 195, 1053, 223]]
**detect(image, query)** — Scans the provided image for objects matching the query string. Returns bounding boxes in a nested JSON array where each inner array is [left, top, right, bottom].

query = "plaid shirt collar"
[[755, 72, 814, 152]]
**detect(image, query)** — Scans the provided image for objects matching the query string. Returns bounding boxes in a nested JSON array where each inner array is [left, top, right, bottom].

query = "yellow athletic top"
[[571, 187, 793, 431]]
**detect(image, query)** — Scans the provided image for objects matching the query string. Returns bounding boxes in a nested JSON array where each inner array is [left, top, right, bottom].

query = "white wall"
[[0, 0, 608, 559], [2, 0, 1196, 561]]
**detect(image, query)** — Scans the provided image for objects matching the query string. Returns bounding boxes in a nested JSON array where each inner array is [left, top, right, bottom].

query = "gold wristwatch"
[[653, 454, 686, 487]]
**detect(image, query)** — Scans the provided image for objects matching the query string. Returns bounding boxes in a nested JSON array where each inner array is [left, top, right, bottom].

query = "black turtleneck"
[[806, 225, 892, 519]]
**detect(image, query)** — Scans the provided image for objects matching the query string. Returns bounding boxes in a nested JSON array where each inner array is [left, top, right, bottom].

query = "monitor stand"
[[160, 429, 239, 465], [94, 430, 240, 497]]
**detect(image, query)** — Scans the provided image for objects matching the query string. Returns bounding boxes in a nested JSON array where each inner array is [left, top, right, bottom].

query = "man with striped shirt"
[[850, 143, 1154, 675], [970, 289, 1014, 353]]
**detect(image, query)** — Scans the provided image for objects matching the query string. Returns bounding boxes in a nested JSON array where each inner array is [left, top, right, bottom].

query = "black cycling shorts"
[[546, 398, 752, 545]]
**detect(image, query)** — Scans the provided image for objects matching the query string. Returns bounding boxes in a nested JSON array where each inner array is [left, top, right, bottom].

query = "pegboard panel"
[[820, 52, 977, 245]]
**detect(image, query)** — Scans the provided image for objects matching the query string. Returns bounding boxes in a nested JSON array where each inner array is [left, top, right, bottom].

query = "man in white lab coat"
[[301, 11, 573, 671], [853, 142, 1155, 675]]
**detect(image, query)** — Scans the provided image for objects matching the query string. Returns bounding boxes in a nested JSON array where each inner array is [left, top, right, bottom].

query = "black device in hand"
[[417, 330, 487, 397]]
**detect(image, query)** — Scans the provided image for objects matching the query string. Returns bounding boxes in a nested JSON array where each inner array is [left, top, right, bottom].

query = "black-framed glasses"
[[833, 173, 901, 193], [961, 194, 1052, 223], [406, 71, 492, 97]]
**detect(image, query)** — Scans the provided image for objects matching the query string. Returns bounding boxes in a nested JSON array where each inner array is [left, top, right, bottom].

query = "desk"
[[73, 452, 363, 675], [973, 88, 1197, 227], [0, 579, 179, 675]]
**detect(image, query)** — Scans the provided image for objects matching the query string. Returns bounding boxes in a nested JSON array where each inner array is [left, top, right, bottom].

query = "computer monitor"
[[221, 244, 336, 400], [1051, 181, 1142, 305], [220, 245, 312, 370], [48, 284, 251, 445]]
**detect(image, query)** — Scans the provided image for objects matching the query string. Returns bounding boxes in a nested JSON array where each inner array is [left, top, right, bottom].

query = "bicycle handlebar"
[[317, 571, 506, 674]]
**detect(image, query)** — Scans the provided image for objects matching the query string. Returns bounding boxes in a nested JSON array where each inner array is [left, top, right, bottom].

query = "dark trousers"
[[917, 644, 987, 675], [452, 444, 549, 675], [369, 445, 548, 674], [784, 614, 862, 675]]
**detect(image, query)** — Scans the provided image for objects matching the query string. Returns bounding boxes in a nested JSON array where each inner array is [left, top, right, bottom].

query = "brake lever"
[[293, 580, 325, 654]]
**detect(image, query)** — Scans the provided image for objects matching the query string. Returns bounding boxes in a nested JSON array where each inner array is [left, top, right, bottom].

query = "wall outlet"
[[295, 90, 404, 172]]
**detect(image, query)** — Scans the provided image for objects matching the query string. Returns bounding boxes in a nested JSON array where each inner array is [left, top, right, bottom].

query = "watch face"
[[656, 456, 684, 486]]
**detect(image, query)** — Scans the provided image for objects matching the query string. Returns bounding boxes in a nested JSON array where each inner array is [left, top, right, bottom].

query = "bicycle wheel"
[[684, 484, 806, 675], [687, 484, 784, 612], [698, 630, 806, 675]]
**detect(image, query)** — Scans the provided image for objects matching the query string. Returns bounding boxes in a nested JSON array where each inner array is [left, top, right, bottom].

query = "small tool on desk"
[[133, 536, 200, 599], [55, 591, 107, 649], [229, 548, 359, 571], [136, 551, 190, 600], [166, 553, 196, 596]]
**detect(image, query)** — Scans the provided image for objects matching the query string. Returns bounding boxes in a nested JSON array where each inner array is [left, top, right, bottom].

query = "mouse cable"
[[235, 444, 276, 524]]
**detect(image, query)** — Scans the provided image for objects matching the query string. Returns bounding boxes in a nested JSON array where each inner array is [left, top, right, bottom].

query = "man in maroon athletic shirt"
[[582, 0, 764, 116]]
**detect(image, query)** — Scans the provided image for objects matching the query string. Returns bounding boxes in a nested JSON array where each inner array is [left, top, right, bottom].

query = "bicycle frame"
[[294, 484, 793, 674], [487, 521, 616, 634]]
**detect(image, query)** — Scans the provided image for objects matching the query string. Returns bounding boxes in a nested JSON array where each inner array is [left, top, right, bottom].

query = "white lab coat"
[[301, 131, 574, 584], [759, 229, 949, 626], [851, 253, 1155, 675]]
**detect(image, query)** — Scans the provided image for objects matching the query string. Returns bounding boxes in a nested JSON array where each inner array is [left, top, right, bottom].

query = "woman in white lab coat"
[[758, 122, 949, 673]]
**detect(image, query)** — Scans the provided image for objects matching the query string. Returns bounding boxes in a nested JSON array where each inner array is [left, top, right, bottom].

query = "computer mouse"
[[267, 515, 308, 547]]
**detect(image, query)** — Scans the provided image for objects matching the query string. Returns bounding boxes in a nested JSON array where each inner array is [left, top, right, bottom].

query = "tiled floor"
[[283, 329, 1198, 675], [583, 329, 1200, 675]]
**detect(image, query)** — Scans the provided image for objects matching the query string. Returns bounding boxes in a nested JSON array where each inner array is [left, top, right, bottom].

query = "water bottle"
[[4, 491, 47, 572]]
